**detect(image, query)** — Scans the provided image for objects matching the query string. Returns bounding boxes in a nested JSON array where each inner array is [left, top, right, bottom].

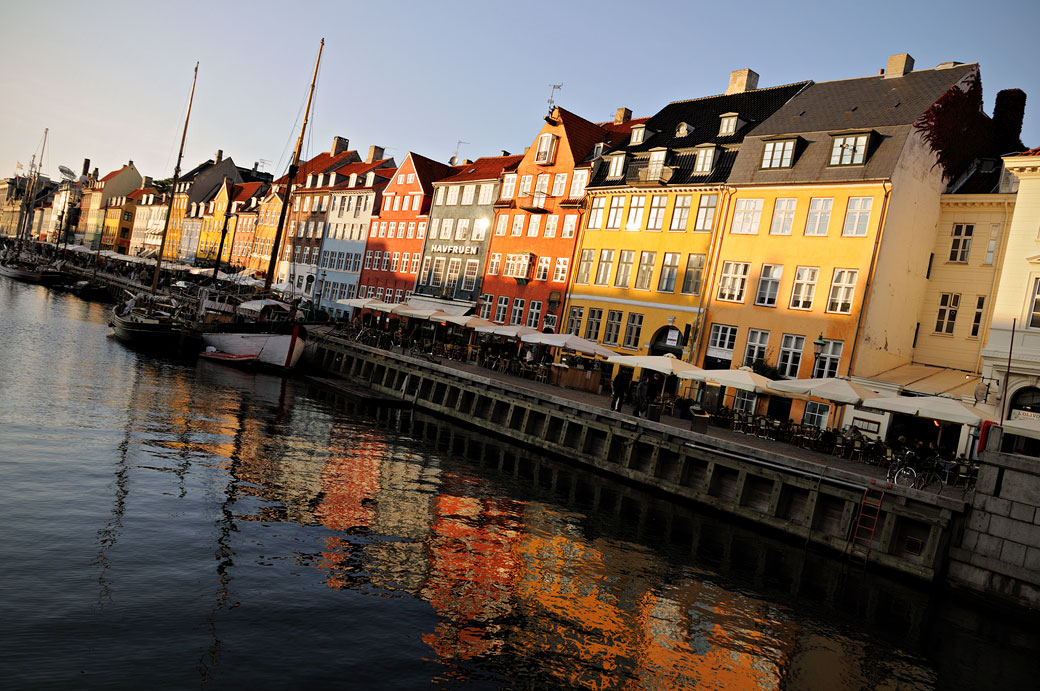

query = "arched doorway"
[[648, 324, 683, 357]]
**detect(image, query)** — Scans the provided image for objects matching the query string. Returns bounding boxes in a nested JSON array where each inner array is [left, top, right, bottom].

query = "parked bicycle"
[[886, 450, 918, 487], [886, 451, 951, 493]]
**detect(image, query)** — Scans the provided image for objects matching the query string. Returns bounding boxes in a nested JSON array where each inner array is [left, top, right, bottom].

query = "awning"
[[866, 363, 980, 398], [1002, 418, 1040, 441], [397, 295, 472, 315]]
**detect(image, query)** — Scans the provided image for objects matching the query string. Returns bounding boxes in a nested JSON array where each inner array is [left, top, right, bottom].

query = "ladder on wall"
[[848, 486, 885, 565]]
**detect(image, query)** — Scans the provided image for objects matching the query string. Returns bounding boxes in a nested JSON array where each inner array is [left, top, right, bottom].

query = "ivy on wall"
[[915, 69, 991, 181]]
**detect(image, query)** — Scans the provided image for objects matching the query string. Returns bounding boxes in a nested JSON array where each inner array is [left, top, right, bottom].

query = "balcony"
[[517, 193, 549, 213], [638, 165, 674, 185]]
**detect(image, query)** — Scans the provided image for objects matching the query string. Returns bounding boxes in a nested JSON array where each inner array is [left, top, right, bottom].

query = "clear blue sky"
[[2, 0, 1037, 183]]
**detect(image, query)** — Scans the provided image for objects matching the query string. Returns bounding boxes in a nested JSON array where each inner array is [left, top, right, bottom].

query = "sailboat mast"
[[151, 62, 199, 295], [264, 37, 324, 293], [16, 128, 46, 248]]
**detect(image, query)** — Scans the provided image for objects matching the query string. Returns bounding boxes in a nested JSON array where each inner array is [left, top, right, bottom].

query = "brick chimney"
[[726, 69, 759, 95], [214, 149, 223, 163], [884, 53, 914, 78], [331, 136, 350, 156], [366, 145, 385, 163], [614, 107, 632, 125], [993, 88, 1027, 154]]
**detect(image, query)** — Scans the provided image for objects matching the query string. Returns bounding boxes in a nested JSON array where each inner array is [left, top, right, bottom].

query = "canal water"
[[1, 278, 1036, 690]]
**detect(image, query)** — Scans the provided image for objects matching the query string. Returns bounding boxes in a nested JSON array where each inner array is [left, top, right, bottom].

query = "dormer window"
[[675, 122, 690, 137], [719, 114, 739, 136], [306, 174, 314, 187], [647, 150, 666, 179], [630, 126, 646, 145], [316, 173, 324, 187], [761, 139, 796, 169], [349, 173, 357, 187], [693, 145, 716, 174], [365, 172, 375, 186], [328, 173, 337, 186], [607, 154, 626, 178], [830, 132, 871, 166], [535, 133, 558, 165], [592, 142, 604, 159]]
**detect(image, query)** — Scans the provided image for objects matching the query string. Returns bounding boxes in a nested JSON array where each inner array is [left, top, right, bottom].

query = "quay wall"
[[310, 335, 970, 583]]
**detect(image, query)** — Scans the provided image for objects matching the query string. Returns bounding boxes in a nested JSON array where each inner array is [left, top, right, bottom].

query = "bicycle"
[[886, 450, 918, 487], [913, 457, 947, 494]]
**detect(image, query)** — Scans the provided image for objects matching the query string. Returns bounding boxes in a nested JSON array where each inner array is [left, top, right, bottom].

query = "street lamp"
[[812, 333, 826, 377]]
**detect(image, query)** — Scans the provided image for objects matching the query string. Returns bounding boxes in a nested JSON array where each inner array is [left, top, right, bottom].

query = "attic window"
[[694, 145, 715, 174], [675, 122, 690, 137], [719, 114, 738, 136], [592, 142, 604, 158], [607, 154, 626, 178], [761, 139, 796, 168], [535, 133, 558, 165], [630, 126, 646, 145], [829, 132, 871, 166]]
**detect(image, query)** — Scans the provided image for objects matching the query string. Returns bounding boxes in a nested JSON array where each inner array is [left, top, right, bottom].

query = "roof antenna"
[[450, 140, 469, 166], [547, 83, 563, 115], [257, 158, 271, 172]]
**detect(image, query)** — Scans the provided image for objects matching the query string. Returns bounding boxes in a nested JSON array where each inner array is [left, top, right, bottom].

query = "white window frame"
[[841, 197, 873, 237], [717, 261, 750, 302], [790, 266, 818, 310], [731, 199, 763, 235], [826, 268, 858, 314], [769, 198, 797, 235], [804, 198, 832, 236], [744, 329, 770, 367], [755, 264, 783, 306]]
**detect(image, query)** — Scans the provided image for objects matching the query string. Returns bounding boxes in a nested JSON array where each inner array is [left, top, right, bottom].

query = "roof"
[[275, 149, 360, 184], [100, 165, 132, 182], [127, 187, 157, 200], [231, 181, 266, 203], [408, 152, 456, 193], [1016, 146, 1040, 157], [438, 155, 523, 184], [553, 107, 610, 164]]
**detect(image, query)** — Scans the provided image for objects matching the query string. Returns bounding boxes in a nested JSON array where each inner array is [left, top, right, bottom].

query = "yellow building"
[[196, 179, 235, 266], [565, 71, 809, 359], [250, 188, 284, 275]]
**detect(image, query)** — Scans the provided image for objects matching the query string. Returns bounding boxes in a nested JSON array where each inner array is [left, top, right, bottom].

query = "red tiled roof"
[[1019, 146, 1040, 156], [440, 154, 524, 183], [231, 181, 266, 202], [100, 165, 130, 182], [275, 149, 359, 184], [127, 187, 157, 200]]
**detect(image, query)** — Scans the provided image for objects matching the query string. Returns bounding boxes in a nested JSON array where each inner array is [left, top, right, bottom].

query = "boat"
[[0, 129, 63, 285], [198, 299, 307, 370], [198, 348, 260, 369], [0, 255, 62, 285], [52, 278, 114, 301]]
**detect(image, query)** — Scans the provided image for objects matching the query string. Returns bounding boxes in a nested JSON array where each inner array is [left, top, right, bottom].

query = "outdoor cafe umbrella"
[[606, 353, 705, 377], [336, 297, 382, 309], [393, 306, 453, 320], [859, 395, 990, 426], [473, 324, 540, 338], [769, 377, 883, 404], [522, 332, 617, 358], [441, 314, 495, 329], [679, 366, 776, 393]]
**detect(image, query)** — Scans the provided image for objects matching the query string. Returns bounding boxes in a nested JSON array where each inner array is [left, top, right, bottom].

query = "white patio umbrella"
[[366, 300, 402, 314], [860, 395, 991, 425], [606, 353, 705, 377], [336, 297, 381, 309], [474, 324, 540, 338], [393, 306, 452, 320], [680, 367, 776, 393], [441, 314, 495, 329], [523, 332, 617, 358], [769, 377, 883, 404]]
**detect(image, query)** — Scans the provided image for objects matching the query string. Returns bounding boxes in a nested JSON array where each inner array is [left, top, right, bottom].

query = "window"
[[445, 186, 459, 205], [732, 199, 763, 234], [777, 334, 805, 378], [594, 249, 615, 285], [544, 215, 558, 238], [744, 329, 769, 367], [535, 256, 550, 280], [623, 313, 643, 349], [607, 155, 625, 178], [841, 197, 872, 236], [755, 264, 782, 306], [984, 224, 1000, 264], [455, 218, 470, 241], [381, 253, 390, 271], [588, 197, 606, 228], [935, 292, 960, 334], [719, 115, 737, 136], [647, 150, 666, 179], [518, 175, 532, 197], [552, 257, 568, 282], [606, 197, 625, 230], [733, 390, 757, 414], [522, 301, 541, 329], [708, 324, 737, 352], [401, 195, 410, 211], [414, 222, 423, 238], [511, 215, 524, 236], [494, 296, 509, 323], [510, 298, 525, 325], [762, 140, 795, 168], [950, 224, 973, 262], [830, 134, 869, 166], [478, 184, 493, 205], [419, 256, 432, 284], [603, 310, 623, 345], [443, 258, 462, 291], [501, 174, 516, 199], [647, 195, 667, 230], [681, 254, 705, 295], [694, 147, 714, 173], [625, 196, 645, 230], [390, 252, 400, 271], [813, 340, 843, 378], [534, 173, 549, 197], [487, 253, 501, 275], [803, 401, 830, 429], [527, 216, 540, 237], [635, 251, 657, 290], [827, 269, 858, 314], [769, 199, 796, 235], [971, 296, 986, 337], [457, 260, 478, 291], [584, 308, 603, 341], [566, 306, 584, 336], [694, 194, 717, 231], [717, 261, 750, 302], [439, 219, 453, 240], [614, 250, 634, 288], [461, 185, 475, 205], [658, 252, 680, 292], [393, 196, 401, 210], [410, 254, 420, 273], [504, 254, 532, 279], [670, 195, 691, 231], [1030, 279, 1040, 328], [630, 126, 645, 145], [561, 215, 576, 238], [551, 173, 567, 197], [535, 133, 557, 164], [400, 252, 409, 272], [790, 267, 818, 309], [479, 294, 493, 320], [804, 198, 832, 236], [576, 249, 594, 284], [569, 170, 588, 198], [495, 214, 509, 236]]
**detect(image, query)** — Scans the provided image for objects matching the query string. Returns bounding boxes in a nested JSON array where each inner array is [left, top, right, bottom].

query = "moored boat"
[[198, 348, 260, 369], [0, 256, 63, 285], [200, 320, 307, 371]]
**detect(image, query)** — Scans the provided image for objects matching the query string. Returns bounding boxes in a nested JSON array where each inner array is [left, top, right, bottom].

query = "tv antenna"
[[547, 83, 563, 112], [58, 164, 76, 181], [451, 140, 469, 165], [257, 158, 271, 172]]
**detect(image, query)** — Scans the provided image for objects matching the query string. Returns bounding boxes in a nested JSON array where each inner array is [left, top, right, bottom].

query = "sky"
[[2, 0, 1038, 184]]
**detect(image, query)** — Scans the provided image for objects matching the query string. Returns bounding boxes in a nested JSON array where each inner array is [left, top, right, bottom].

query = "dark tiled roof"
[[275, 149, 360, 184], [409, 152, 457, 193], [439, 155, 523, 183], [554, 107, 610, 164]]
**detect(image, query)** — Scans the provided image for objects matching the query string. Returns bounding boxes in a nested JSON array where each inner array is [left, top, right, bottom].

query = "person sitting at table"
[[524, 347, 535, 365]]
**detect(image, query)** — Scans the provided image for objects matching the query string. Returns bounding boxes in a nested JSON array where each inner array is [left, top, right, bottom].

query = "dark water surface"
[[1, 279, 1036, 690]]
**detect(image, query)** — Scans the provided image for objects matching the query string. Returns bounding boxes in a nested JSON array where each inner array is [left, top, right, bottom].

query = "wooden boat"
[[200, 317, 307, 371], [0, 257, 62, 285], [198, 349, 260, 369]]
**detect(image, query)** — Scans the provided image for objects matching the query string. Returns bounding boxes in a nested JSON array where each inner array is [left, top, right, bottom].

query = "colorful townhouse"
[[359, 152, 455, 304], [275, 136, 361, 292], [226, 183, 266, 271], [564, 72, 809, 360], [126, 185, 162, 256], [249, 188, 284, 276], [195, 179, 269, 269], [481, 106, 640, 331], [700, 54, 993, 424], [318, 148, 397, 315], [101, 190, 138, 254], [410, 153, 522, 313], [82, 162, 141, 249]]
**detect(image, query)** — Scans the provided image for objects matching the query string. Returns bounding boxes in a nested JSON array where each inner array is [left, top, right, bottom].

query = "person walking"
[[610, 369, 631, 412], [633, 375, 649, 418]]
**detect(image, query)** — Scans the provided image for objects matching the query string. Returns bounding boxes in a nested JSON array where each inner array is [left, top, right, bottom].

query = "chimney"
[[142, 176, 153, 188], [81, 158, 90, 176], [614, 107, 632, 125], [993, 88, 1027, 154], [500, 150, 511, 156], [331, 136, 350, 156], [726, 69, 760, 95], [366, 145, 384, 163], [884, 53, 914, 78], [128, 160, 133, 167], [214, 149, 223, 163]]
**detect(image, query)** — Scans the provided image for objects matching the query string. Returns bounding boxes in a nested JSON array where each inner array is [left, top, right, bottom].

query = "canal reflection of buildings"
[[302, 386, 943, 688]]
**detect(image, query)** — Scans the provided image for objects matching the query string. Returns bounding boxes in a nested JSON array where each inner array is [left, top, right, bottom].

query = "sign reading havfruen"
[[430, 244, 478, 255]]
